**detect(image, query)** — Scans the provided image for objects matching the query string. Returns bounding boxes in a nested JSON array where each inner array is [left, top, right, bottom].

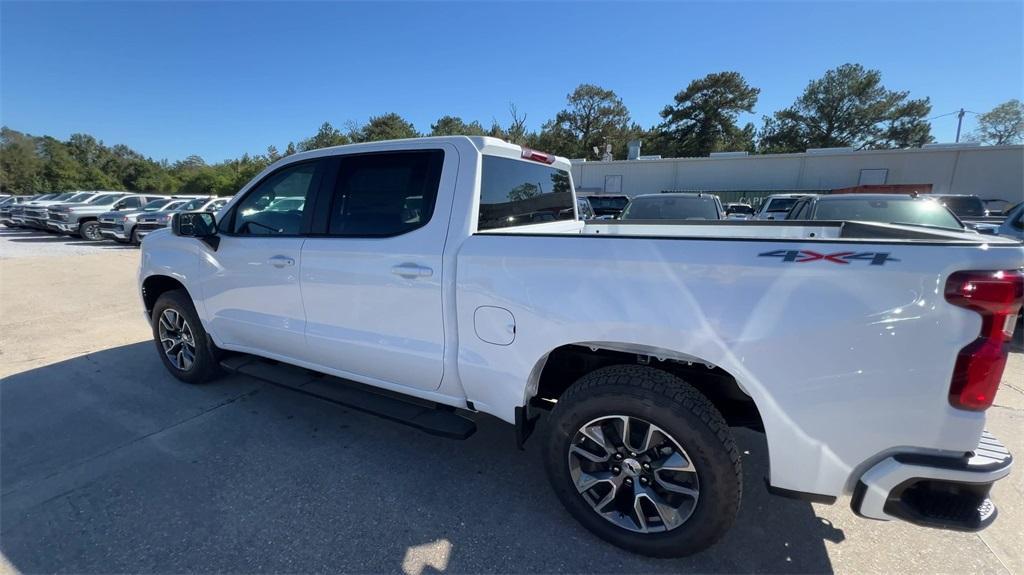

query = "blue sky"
[[2, 1, 1022, 162]]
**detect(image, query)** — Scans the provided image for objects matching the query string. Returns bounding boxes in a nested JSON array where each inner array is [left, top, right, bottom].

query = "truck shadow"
[[1, 343, 837, 573], [0, 227, 136, 249]]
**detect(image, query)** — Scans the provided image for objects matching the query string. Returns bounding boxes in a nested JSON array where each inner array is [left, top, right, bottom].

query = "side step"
[[219, 354, 477, 440]]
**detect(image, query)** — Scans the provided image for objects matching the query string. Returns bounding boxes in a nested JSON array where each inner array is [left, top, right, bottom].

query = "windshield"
[[727, 204, 754, 214], [938, 196, 986, 218], [765, 197, 799, 212], [48, 193, 75, 201], [67, 193, 93, 203], [587, 197, 629, 211], [813, 197, 962, 229], [621, 196, 721, 220], [86, 194, 123, 206], [177, 198, 210, 211], [141, 199, 174, 211]]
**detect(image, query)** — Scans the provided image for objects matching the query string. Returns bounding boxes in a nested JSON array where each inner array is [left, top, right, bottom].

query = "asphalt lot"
[[1, 226, 1022, 574]]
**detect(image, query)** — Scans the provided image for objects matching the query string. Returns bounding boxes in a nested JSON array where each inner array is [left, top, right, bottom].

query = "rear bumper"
[[852, 431, 1011, 531]]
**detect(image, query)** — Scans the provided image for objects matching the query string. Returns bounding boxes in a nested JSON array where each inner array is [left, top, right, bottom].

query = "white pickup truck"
[[139, 136, 1022, 557]]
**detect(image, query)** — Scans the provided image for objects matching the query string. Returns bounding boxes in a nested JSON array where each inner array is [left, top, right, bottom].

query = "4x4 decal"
[[759, 249, 898, 265]]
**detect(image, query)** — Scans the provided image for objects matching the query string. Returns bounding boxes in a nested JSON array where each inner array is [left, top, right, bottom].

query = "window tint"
[[786, 199, 809, 219], [115, 197, 143, 209], [479, 156, 574, 230], [621, 195, 721, 220], [327, 150, 444, 237], [765, 197, 799, 212], [812, 198, 962, 229], [230, 162, 319, 235], [207, 199, 229, 211], [88, 194, 124, 206], [938, 196, 985, 218]]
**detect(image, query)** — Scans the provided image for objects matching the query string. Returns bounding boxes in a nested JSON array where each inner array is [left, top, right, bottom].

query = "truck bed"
[[485, 218, 1023, 244]]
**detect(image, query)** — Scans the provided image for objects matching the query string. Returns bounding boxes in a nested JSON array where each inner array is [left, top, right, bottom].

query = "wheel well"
[[141, 275, 187, 317], [78, 217, 98, 223], [533, 344, 763, 431]]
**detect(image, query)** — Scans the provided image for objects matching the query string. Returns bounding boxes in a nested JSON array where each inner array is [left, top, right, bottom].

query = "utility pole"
[[955, 108, 966, 143]]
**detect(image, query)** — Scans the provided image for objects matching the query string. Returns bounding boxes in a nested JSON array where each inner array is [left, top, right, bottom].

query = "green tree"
[[0, 127, 43, 194], [299, 122, 350, 151], [508, 182, 540, 202], [759, 63, 932, 152], [351, 113, 420, 142], [657, 72, 759, 157], [429, 115, 486, 136], [544, 84, 631, 158], [971, 99, 1024, 145]]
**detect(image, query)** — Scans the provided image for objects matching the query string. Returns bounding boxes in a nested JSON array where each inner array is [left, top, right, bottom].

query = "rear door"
[[299, 145, 454, 391], [199, 159, 327, 359]]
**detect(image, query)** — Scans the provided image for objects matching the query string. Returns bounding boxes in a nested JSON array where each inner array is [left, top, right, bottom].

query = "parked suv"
[[47, 192, 146, 239], [98, 197, 191, 244], [134, 196, 229, 241]]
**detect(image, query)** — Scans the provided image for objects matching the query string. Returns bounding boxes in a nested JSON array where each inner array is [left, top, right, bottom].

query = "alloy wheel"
[[568, 414, 700, 533], [81, 222, 102, 240], [157, 308, 196, 371]]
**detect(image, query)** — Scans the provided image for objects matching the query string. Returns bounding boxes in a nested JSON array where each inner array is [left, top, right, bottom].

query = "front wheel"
[[79, 221, 103, 240], [151, 289, 222, 384], [543, 365, 742, 557]]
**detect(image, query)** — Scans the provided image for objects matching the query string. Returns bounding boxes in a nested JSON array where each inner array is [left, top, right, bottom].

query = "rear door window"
[[324, 150, 444, 237], [478, 155, 574, 231]]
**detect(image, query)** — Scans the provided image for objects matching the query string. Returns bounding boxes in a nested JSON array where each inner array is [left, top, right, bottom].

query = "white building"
[[570, 144, 1024, 207]]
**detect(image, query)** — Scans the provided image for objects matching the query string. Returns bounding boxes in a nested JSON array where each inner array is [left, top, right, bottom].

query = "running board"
[[219, 354, 477, 440]]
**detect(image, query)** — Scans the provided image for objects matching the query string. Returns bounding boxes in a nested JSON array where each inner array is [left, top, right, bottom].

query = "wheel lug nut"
[[612, 466, 620, 474], [615, 453, 623, 460], [625, 478, 633, 485], [643, 463, 651, 470], [640, 477, 648, 485], [630, 452, 637, 457]]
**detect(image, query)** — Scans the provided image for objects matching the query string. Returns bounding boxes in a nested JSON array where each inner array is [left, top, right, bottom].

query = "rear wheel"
[[543, 365, 741, 557], [152, 289, 222, 384], [79, 220, 102, 240], [130, 226, 141, 245]]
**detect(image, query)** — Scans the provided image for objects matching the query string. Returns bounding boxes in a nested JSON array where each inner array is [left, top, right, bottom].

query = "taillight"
[[944, 269, 1024, 410], [521, 147, 556, 164]]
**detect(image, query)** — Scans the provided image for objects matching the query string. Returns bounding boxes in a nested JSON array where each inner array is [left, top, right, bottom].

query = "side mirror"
[[172, 211, 220, 249]]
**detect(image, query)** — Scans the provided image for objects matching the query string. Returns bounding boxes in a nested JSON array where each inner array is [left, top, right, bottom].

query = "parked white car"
[[139, 137, 1021, 557]]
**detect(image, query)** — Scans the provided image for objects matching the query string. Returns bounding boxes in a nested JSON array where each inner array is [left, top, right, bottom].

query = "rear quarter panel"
[[455, 234, 1024, 496]]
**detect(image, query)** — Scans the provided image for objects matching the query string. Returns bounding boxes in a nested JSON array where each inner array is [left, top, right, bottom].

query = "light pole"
[[955, 108, 966, 143]]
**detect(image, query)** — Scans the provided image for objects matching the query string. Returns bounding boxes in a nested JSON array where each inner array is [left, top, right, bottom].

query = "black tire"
[[151, 289, 222, 384], [130, 226, 141, 246], [79, 220, 102, 240], [543, 365, 741, 558]]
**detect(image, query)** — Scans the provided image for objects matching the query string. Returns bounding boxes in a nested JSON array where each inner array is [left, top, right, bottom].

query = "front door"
[[199, 159, 325, 360], [300, 146, 454, 391]]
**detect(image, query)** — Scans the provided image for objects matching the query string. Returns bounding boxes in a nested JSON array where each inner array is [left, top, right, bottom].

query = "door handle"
[[268, 255, 295, 268], [391, 263, 433, 279]]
